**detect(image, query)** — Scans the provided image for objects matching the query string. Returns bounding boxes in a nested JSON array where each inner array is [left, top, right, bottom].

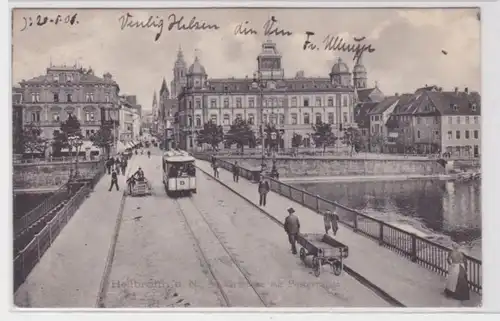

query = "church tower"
[[353, 54, 368, 89], [171, 46, 187, 99], [256, 39, 284, 80], [152, 90, 158, 120]]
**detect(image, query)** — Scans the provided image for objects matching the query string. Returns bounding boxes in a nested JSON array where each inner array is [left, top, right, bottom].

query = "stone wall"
[[220, 156, 446, 177], [13, 161, 102, 190]]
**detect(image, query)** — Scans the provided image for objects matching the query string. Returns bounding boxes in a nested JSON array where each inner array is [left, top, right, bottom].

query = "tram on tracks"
[[162, 150, 197, 196]]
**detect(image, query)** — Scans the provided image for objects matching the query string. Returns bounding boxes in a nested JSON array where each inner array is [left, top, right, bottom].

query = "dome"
[[188, 56, 206, 75], [353, 63, 366, 73], [331, 57, 350, 74]]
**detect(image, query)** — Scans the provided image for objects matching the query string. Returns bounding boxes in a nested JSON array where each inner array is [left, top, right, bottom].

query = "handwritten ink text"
[[118, 13, 164, 41], [234, 21, 258, 35], [303, 31, 376, 59], [167, 14, 220, 32], [20, 13, 79, 31], [263, 16, 292, 37]]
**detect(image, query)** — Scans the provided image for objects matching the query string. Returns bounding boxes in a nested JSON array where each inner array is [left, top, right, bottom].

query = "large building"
[[176, 39, 373, 150], [17, 64, 121, 140], [118, 95, 142, 142], [12, 87, 24, 154]]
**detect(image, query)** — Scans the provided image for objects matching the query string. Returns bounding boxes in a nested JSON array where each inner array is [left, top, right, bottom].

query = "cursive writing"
[[167, 14, 220, 32], [234, 21, 258, 35], [263, 16, 292, 36], [20, 13, 79, 32], [118, 13, 164, 41], [303, 31, 375, 60]]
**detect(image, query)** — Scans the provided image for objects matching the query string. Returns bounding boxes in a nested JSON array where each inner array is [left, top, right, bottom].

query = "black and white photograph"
[[9, 5, 486, 310]]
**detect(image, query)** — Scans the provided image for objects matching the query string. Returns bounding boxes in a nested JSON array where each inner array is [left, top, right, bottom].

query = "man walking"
[[121, 157, 128, 175], [212, 160, 219, 178], [284, 206, 300, 255], [109, 169, 119, 191], [323, 210, 339, 236], [232, 161, 240, 183], [258, 177, 270, 206]]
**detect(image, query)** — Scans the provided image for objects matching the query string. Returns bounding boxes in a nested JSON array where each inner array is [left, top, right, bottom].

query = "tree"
[[52, 115, 82, 156], [90, 126, 113, 157], [371, 133, 387, 153], [342, 127, 362, 156], [311, 122, 337, 153], [291, 132, 303, 148], [224, 118, 256, 153], [21, 122, 49, 156], [263, 123, 284, 153], [197, 121, 224, 151]]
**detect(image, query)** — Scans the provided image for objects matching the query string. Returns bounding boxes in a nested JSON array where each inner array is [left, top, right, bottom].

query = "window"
[[236, 98, 242, 108], [327, 97, 334, 107], [31, 93, 39, 103], [85, 93, 94, 102], [435, 130, 440, 136], [465, 116, 470, 124], [31, 111, 41, 122], [54, 74, 59, 82], [417, 130, 421, 139], [67, 74, 73, 82], [316, 97, 322, 107], [195, 100, 201, 109], [343, 112, 348, 123], [342, 95, 348, 107], [263, 114, 268, 123], [328, 112, 334, 124], [53, 93, 59, 102], [85, 112, 95, 122], [270, 114, 276, 124], [303, 113, 310, 124], [456, 116, 461, 124], [210, 99, 217, 108], [471, 104, 477, 111], [456, 130, 460, 139], [188, 116, 193, 127], [453, 104, 458, 111], [291, 97, 297, 107], [465, 130, 470, 139], [224, 98, 229, 108], [188, 101, 193, 109], [291, 113, 298, 125], [236, 113, 242, 120], [279, 113, 285, 125], [249, 98, 255, 108], [474, 130, 479, 139], [448, 117, 452, 125], [223, 114, 230, 125], [315, 113, 322, 124], [105, 94, 110, 102], [303, 98, 309, 107], [417, 117, 421, 125], [248, 114, 255, 124], [474, 116, 479, 124], [195, 115, 201, 127], [52, 113, 60, 122], [210, 114, 217, 124], [67, 94, 72, 102]]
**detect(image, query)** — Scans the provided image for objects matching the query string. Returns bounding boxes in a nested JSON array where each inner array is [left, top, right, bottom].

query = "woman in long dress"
[[444, 243, 470, 301]]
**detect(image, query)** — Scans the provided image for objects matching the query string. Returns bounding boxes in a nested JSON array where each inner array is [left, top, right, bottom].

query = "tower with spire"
[[171, 45, 188, 99], [152, 90, 158, 121], [353, 54, 368, 89]]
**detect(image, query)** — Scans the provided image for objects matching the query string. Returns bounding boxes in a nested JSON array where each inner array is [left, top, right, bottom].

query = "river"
[[293, 179, 482, 260]]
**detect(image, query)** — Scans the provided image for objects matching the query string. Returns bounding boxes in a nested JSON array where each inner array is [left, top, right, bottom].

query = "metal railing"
[[14, 156, 101, 164], [195, 153, 482, 294]]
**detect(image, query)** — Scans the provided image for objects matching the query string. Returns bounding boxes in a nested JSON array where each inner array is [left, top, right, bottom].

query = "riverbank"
[[280, 174, 455, 183]]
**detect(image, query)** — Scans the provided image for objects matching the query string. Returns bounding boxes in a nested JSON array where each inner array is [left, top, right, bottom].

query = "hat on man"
[[287, 206, 295, 214]]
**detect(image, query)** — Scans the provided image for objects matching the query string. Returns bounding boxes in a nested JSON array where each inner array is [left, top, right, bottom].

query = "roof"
[[20, 68, 118, 86], [357, 88, 376, 102], [162, 150, 195, 162], [427, 91, 481, 116], [331, 57, 350, 74], [188, 56, 206, 75], [368, 96, 400, 115], [354, 102, 378, 128], [390, 93, 416, 115]]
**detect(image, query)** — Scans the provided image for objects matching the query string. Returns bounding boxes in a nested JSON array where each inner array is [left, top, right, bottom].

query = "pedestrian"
[[258, 177, 270, 206], [147, 150, 151, 158], [121, 157, 128, 175], [284, 206, 300, 255], [444, 243, 470, 301], [115, 157, 121, 173], [232, 161, 240, 183], [323, 210, 339, 236], [212, 160, 219, 178], [109, 169, 119, 191]]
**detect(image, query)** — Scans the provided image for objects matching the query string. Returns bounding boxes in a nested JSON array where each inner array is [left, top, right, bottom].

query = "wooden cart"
[[296, 233, 349, 277]]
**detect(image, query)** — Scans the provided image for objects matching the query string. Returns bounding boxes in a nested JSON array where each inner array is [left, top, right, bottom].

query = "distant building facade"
[[177, 40, 372, 150], [118, 95, 142, 142], [17, 64, 121, 140], [12, 87, 24, 154]]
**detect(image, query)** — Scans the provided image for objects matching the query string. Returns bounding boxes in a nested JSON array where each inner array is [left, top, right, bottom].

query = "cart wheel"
[[299, 248, 306, 261], [332, 260, 342, 276], [312, 257, 321, 277]]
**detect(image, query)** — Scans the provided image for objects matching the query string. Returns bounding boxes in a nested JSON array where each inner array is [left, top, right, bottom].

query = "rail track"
[[173, 197, 268, 307]]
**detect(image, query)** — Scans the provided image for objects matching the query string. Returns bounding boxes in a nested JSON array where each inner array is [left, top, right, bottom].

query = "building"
[[118, 95, 142, 142], [366, 95, 400, 152], [386, 86, 481, 157], [12, 87, 24, 154], [17, 64, 121, 141], [176, 40, 371, 150]]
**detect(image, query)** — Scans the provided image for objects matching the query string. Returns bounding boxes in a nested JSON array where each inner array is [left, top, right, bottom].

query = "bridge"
[[13, 149, 481, 308]]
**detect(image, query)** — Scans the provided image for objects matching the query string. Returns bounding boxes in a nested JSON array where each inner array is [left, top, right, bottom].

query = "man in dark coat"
[[258, 177, 270, 206], [232, 161, 240, 183], [284, 206, 300, 254], [109, 169, 119, 191]]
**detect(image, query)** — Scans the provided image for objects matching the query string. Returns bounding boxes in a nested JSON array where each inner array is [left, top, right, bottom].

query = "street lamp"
[[252, 71, 267, 172], [68, 135, 83, 178]]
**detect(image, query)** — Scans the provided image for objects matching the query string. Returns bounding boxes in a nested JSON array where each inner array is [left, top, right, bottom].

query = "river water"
[[293, 179, 482, 260]]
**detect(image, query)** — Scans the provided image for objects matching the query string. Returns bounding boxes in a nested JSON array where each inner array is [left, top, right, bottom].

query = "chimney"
[[465, 87, 469, 93], [454, 87, 459, 94]]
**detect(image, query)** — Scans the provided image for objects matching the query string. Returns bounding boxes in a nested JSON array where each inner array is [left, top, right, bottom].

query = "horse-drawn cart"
[[297, 233, 349, 277]]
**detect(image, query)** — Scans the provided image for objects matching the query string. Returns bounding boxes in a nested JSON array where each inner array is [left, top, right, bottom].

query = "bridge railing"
[[195, 153, 482, 294]]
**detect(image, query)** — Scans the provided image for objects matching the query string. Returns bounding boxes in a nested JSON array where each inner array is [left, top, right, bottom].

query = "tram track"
[[173, 196, 268, 307]]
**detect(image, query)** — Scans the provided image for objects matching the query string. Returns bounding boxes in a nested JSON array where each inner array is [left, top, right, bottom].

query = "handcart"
[[296, 233, 349, 277], [129, 178, 153, 197]]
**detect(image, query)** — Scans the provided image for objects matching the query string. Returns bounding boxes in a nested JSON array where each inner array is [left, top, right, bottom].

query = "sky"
[[11, 7, 480, 112]]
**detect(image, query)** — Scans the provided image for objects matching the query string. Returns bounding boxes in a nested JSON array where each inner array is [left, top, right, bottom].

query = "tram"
[[162, 150, 197, 196]]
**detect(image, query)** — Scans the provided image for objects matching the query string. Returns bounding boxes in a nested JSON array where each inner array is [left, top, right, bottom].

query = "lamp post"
[[68, 135, 83, 179], [252, 72, 267, 172]]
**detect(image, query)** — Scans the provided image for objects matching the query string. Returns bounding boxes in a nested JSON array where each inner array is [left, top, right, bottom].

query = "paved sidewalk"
[[14, 156, 141, 308], [196, 160, 481, 308]]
